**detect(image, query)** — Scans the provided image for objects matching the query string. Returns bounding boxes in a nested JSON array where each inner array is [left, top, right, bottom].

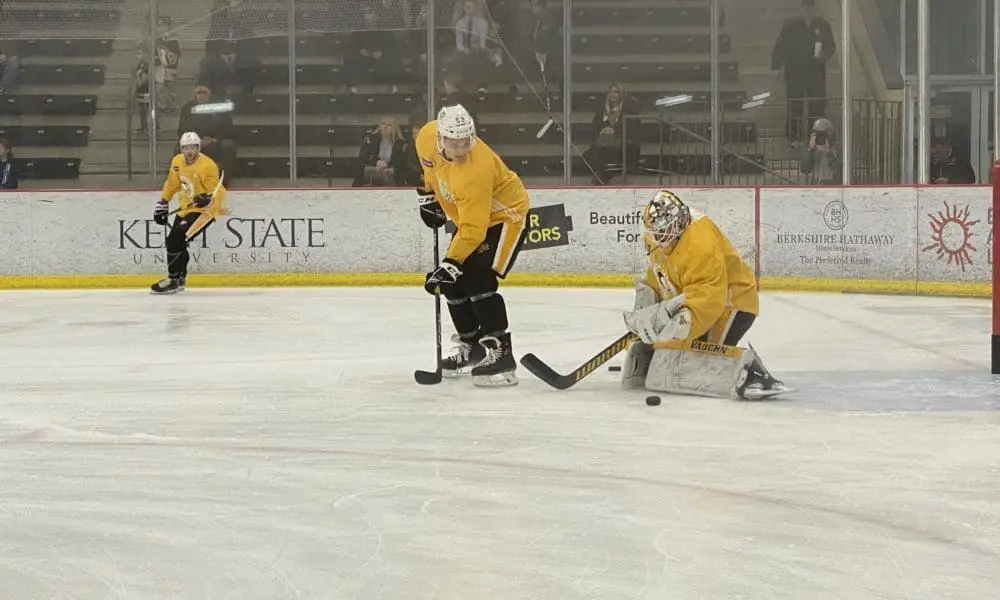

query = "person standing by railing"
[[771, 0, 836, 144]]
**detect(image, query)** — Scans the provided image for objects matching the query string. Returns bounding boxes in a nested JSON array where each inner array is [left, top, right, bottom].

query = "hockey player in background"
[[416, 104, 530, 387], [621, 190, 789, 400], [150, 131, 227, 294]]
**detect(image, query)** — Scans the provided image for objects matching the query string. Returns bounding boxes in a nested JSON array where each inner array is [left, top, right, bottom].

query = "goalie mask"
[[642, 190, 691, 249]]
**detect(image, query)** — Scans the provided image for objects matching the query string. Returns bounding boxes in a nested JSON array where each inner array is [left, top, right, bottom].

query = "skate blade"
[[150, 288, 180, 295], [740, 385, 793, 401], [472, 372, 519, 387]]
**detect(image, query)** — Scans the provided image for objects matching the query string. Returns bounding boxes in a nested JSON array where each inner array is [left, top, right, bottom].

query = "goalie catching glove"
[[417, 188, 447, 229], [424, 258, 462, 295]]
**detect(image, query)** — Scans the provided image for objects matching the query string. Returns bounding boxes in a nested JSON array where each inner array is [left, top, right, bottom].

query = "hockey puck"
[[645, 395, 661, 406], [608, 365, 621, 372]]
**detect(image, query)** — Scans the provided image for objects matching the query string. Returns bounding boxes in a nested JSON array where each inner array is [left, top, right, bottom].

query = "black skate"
[[735, 347, 791, 400], [441, 333, 486, 377], [150, 276, 184, 295], [471, 332, 518, 387]]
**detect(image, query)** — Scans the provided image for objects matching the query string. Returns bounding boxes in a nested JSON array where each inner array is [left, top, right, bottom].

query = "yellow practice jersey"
[[645, 212, 758, 340], [161, 152, 227, 218], [416, 120, 530, 263]]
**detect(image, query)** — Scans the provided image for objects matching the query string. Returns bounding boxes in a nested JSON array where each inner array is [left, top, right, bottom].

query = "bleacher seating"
[[1, 0, 754, 186], [0, 0, 118, 184]]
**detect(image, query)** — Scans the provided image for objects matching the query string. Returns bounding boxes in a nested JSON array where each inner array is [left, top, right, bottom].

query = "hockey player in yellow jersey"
[[621, 190, 789, 400], [416, 104, 531, 386], [150, 131, 227, 294]]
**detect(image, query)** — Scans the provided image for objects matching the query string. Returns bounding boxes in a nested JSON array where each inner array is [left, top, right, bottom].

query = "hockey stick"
[[414, 227, 444, 385], [520, 332, 638, 390]]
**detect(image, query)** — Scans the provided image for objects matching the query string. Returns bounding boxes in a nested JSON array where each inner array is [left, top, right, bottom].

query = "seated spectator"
[[581, 82, 640, 185], [397, 114, 427, 187], [0, 47, 20, 95], [0, 137, 16, 189], [346, 7, 401, 94], [198, 43, 238, 99], [133, 44, 157, 134], [930, 138, 976, 184], [178, 83, 234, 140], [177, 82, 237, 180], [453, 0, 491, 93], [206, 0, 263, 94], [800, 118, 842, 185], [353, 116, 406, 187], [438, 73, 480, 132]]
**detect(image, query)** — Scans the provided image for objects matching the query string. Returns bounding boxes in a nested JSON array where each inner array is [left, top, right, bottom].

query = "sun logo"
[[922, 201, 979, 271]]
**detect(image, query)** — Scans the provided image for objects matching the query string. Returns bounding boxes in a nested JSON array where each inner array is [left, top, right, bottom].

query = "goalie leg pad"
[[645, 342, 751, 399], [621, 341, 654, 389]]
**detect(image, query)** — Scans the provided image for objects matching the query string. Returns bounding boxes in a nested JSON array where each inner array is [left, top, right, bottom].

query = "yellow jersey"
[[161, 152, 227, 218], [416, 120, 530, 263], [645, 212, 758, 340]]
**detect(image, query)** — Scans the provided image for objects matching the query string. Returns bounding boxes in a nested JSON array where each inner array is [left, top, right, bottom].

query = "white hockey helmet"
[[642, 190, 691, 249], [179, 131, 201, 150], [436, 104, 476, 153]]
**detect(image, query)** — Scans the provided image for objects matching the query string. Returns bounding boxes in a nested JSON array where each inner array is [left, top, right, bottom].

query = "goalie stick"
[[520, 332, 638, 390]]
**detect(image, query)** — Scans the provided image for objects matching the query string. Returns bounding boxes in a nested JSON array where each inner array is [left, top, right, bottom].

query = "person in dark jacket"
[[581, 82, 640, 184], [0, 137, 17, 188], [771, 0, 836, 143], [930, 138, 977, 184], [353, 116, 407, 187], [396, 114, 426, 187]]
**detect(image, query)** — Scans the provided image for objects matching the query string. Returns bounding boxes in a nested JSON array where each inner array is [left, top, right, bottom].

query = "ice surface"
[[0, 287, 997, 600]]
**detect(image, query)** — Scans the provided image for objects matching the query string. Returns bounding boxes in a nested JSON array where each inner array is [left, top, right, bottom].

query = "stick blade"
[[519, 354, 575, 390], [414, 369, 442, 385]]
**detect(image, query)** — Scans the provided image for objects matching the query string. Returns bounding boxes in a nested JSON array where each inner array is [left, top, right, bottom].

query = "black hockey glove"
[[192, 193, 214, 209], [424, 258, 462, 295], [153, 200, 170, 225], [417, 188, 446, 229]]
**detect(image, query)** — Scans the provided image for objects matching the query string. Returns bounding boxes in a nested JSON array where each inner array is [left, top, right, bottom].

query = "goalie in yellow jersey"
[[150, 131, 227, 294], [416, 104, 531, 387], [621, 190, 790, 400]]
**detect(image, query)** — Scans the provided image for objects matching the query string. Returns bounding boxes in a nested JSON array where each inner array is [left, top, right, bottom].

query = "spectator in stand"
[[346, 6, 402, 94], [438, 73, 480, 132], [353, 116, 406, 187], [930, 138, 977, 184], [0, 47, 20, 95], [771, 0, 835, 144], [178, 82, 238, 182], [453, 0, 491, 93], [154, 16, 181, 113], [581, 82, 640, 185], [799, 117, 842, 185], [133, 44, 157, 134], [0, 137, 16, 189], [207, 0, 263, 95], [199, 43, 238, 99], [397, 114, 426, 186]]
